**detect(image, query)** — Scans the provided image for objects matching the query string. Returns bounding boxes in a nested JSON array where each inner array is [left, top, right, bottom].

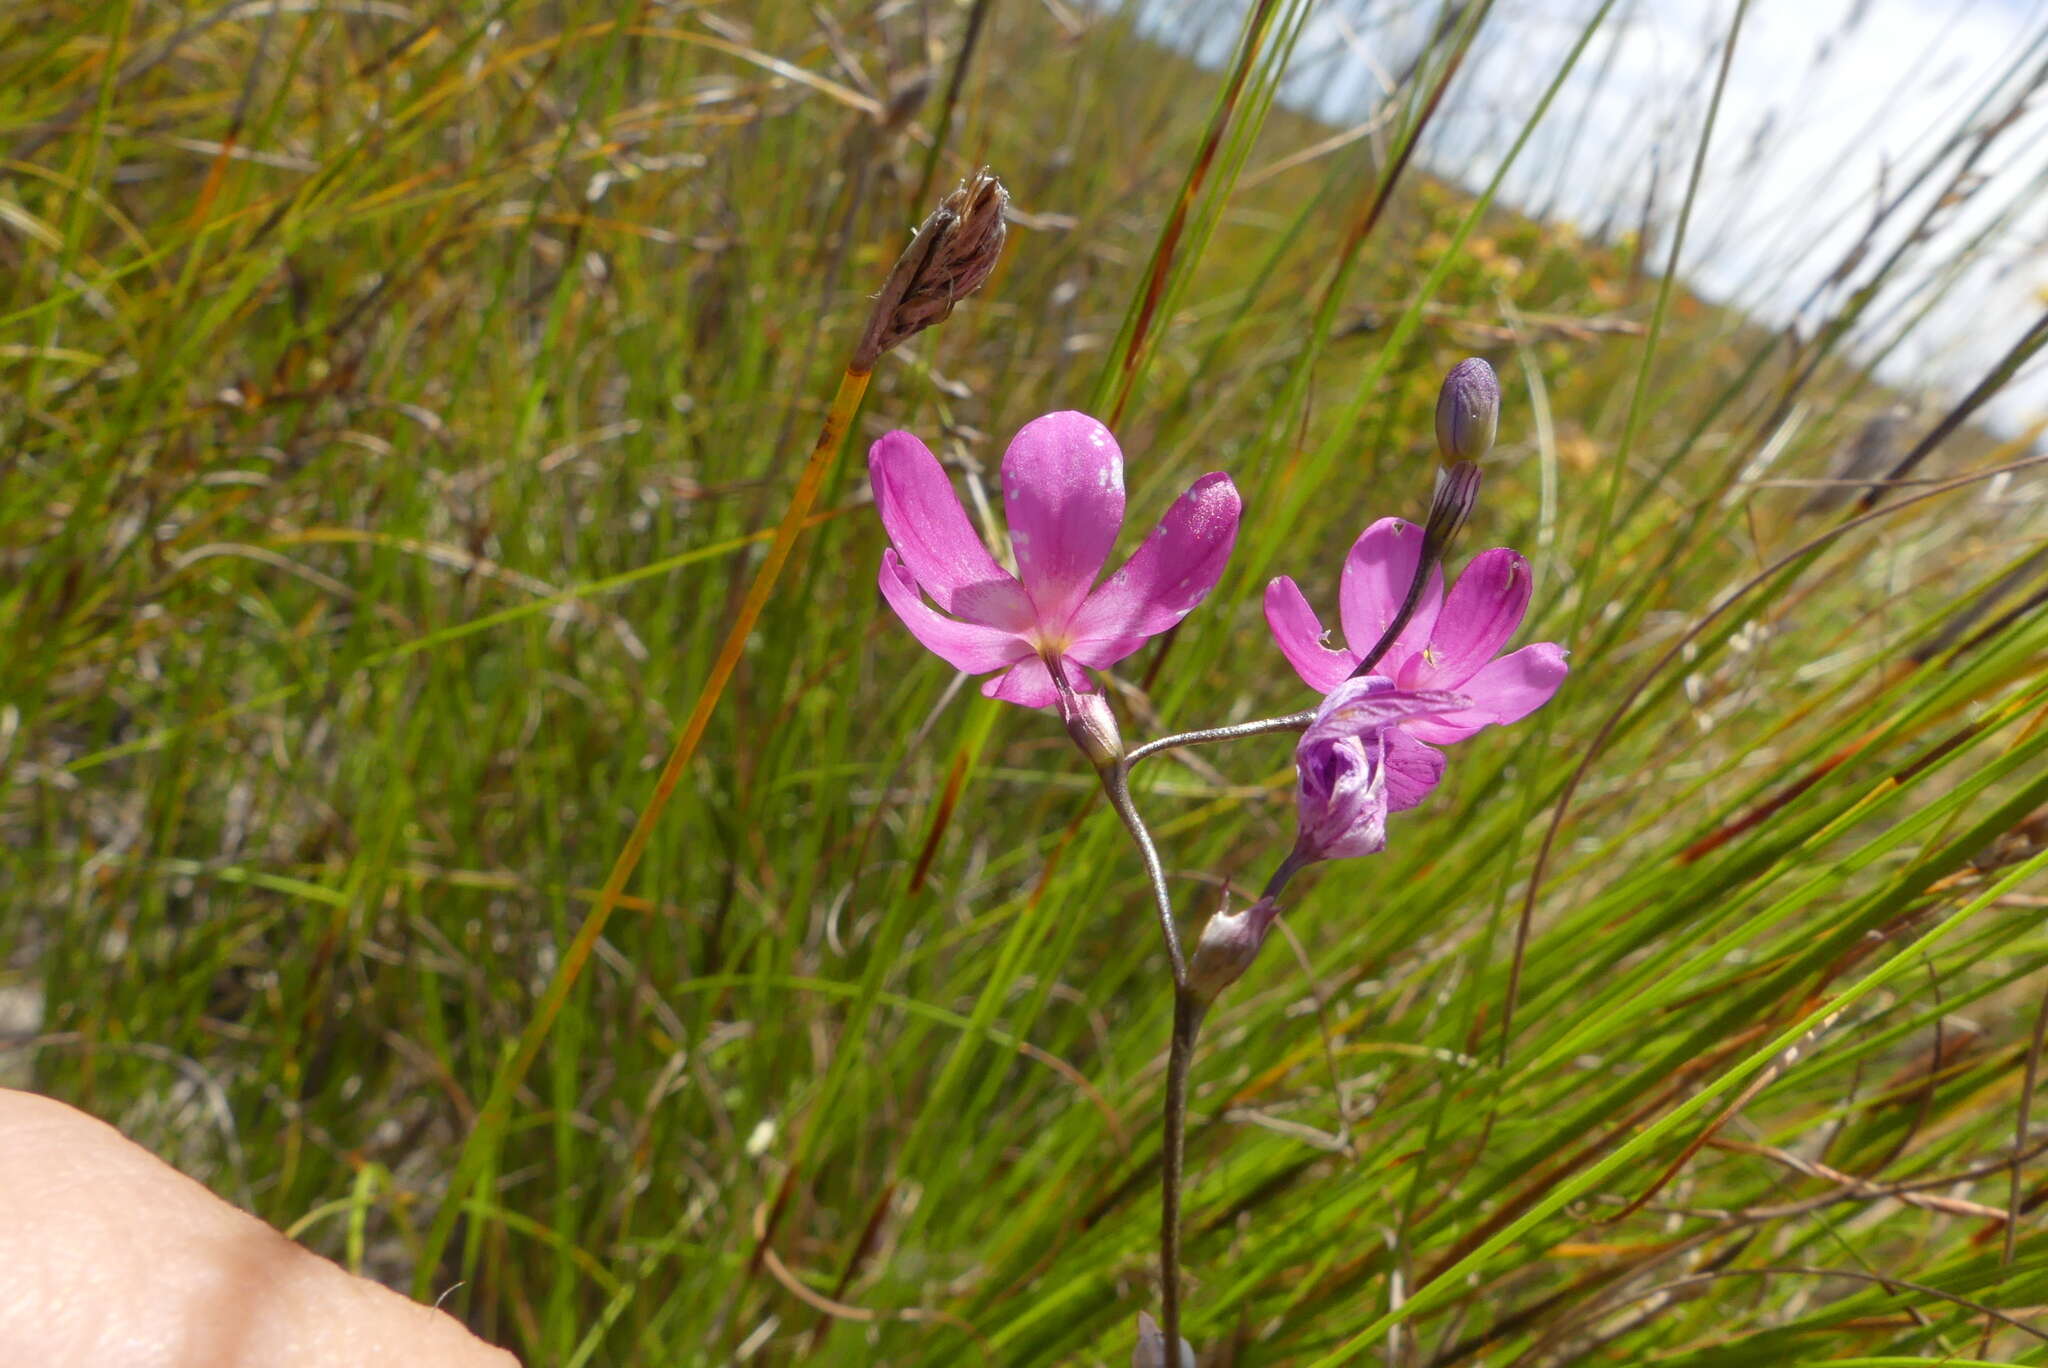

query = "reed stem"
[[414, 365, 872, 1295]]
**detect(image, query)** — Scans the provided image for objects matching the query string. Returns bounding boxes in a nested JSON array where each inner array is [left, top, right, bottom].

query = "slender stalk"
[[1095, 729, 1211, 1357], [413, 364, 871, 1295], [413, 174, 1004, 1294], [1112, 697, 1321, 1359], [1487, 0, 1752, 1152], [1160, 987, 1206, 1358], [1125, 709, 1315, 768], [1101, 761, 1187, 984], [1097, 687, 1311, 1357], [1856, 307, 2048, 511], [1350, 461, 1483, 680], [1262, 849, 1308, 901], [1096, 0, 1286, 426]]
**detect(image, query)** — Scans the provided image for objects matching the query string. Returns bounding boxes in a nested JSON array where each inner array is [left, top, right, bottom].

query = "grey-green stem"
[[1099, 762, 1186, 983], [1091, 755, 1200, 1355], [1082, 690, 1315, 1360], [1124, 709, 1316, 769], [1160, 986, 1206, 1357]]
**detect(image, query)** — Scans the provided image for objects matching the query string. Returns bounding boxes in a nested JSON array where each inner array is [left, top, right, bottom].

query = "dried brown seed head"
[[853, 169, 1007, 371]]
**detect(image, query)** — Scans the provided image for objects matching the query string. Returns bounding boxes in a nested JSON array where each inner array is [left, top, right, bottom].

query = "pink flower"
[[1264, 517, 1568, 812], [870, 412, 1241, 709]]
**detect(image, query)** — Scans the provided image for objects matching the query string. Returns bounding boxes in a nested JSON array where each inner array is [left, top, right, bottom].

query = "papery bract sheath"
[[1186, 895, 1281, 1003]]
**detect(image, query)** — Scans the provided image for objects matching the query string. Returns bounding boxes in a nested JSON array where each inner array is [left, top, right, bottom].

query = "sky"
[[1136, 0, 2048, 433]]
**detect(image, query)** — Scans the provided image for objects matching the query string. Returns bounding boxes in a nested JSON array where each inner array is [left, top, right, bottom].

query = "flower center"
[[1030, 628, 1073, 659]]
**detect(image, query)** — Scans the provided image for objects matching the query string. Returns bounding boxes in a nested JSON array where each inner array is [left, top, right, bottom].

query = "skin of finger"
[[0, 1089, 519, 1368]]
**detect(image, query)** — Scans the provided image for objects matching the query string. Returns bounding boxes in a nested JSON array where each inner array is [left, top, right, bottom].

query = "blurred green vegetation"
[[3, 2, 2045, 1365]]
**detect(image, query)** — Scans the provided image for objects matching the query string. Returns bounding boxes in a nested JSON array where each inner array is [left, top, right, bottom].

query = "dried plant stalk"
[[416, 171, 1006, 1289]]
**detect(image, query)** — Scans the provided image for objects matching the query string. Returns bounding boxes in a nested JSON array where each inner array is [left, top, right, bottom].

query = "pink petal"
[[1000, 412, 1125, 630], [1382, 729, 1446, 812], [877, 551, 1033, 674], [982, 654, 1092, 709], [1263, 577, 1357, 694], [870, 431, 1033, 629], [1062, 631, 1149, 671], [1402, 549, 1533, 690], [1067, 473, 1241, 665], [1338, 518, 1444, 675], [1406, 641, 1569, 743]]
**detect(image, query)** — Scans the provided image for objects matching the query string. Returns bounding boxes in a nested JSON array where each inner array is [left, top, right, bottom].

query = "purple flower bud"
[[1056, 687, 1124, 770], [1186, 895, 1281, 1004], [1434, 358, 1499, 463]]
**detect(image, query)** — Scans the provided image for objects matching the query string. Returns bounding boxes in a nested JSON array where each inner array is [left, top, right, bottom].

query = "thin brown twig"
[[1983, 979, 2048, 1356], [1599, 1264, 2048, 1346], [2005, 984, 2048, 1261], [1705, 1137, 2016, 1223], [746, 1191, 990, 1356], [909, 0, 992, 212], [1602, 1005, 1847, 1224], [1450, 1136, 2048, 1368]]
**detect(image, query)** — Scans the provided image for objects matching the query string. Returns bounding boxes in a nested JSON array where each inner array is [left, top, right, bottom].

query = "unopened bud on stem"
[[1186, 895, 1281, 1004], [1434, 357, 1500, 464], [853, 169, 1008, 372], [1056, 687, 1124, 771]]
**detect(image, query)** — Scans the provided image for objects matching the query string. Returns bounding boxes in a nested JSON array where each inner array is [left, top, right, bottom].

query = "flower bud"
[[1057, 687, 1124, 771], [1434, 357, 1500, 463], [1186, 895, 1281, 1004]]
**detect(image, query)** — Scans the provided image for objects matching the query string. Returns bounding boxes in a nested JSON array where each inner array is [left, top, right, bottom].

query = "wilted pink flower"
[[1290, 678, 1472, 863], [1264, 517, 1568, 747], [871, 412, 1241, 708]]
